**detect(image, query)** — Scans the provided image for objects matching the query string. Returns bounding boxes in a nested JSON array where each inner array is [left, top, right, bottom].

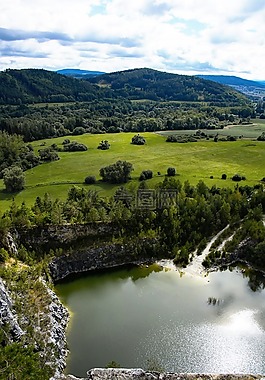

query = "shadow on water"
[[56, 263, 163, 294]]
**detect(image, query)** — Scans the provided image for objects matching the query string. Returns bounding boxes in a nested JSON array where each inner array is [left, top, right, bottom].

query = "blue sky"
[[0, 0, 265, 79]]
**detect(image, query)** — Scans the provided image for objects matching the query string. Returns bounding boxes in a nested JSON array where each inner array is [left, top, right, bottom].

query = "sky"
[[0, 0, 265, 80]]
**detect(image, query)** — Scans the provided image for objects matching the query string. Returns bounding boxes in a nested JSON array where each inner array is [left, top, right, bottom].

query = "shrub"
[[139, 170, 153, 181], [63, 141, 87, 152], [62, 138, 70, 145], [38, 147, 59, 161], [97, 140, 110, 150], [84, 176, 96, 184], [131, 134, 146, 145], [232, 174, 242, 182], [221, 173, 227, 180], [167, 167, 176, 177]]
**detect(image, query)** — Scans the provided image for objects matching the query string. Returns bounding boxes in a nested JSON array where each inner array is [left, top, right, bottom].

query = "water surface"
[[56, 264, 265, 377]]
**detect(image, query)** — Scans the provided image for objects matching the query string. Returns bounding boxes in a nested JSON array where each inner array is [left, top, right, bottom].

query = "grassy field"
[[158, 119, 265, 139], [1, 130, 265, 210]]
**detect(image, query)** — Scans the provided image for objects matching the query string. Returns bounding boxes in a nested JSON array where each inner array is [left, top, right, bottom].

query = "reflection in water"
[[56, 265, 265, 377]]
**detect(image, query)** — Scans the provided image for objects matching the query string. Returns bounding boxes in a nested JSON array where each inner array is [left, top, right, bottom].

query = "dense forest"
[[0, 68, 248, 105], [87, 68, 248, 103]]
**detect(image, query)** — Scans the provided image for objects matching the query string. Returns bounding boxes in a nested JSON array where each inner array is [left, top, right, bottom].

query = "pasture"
[[0, 130, 265, 210]]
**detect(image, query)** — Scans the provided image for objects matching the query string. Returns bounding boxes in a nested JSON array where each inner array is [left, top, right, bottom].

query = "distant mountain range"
[[0, 67, 249, 105], [197, 75, 265, 99], [56, 69, 105, 78]]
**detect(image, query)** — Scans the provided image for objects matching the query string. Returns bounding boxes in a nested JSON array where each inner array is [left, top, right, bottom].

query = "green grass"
[[158, 119, 265, 139], [1, 131, 265, 210]]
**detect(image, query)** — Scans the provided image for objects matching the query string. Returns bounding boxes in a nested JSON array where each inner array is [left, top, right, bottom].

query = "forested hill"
[[0, 69, 113, 105], [87, 68, 248, 104], [0, 67, 248, 105]]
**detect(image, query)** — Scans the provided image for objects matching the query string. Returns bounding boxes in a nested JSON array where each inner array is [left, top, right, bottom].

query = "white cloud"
[[0, 0, 264, 79]]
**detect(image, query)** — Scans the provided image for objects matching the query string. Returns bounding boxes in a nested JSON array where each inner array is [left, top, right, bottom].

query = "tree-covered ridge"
[[88, 68, 248, 104], [0, 68, 249, 106], [0, 69, 114, 105]]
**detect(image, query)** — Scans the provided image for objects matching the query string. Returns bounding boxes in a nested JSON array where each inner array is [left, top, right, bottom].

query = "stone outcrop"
[[49, 238, 158, 282], [0, 277, 24, 341], [52, 368, 265, 380], [43, 280, 70, 377], [15, 223, 118, 252]]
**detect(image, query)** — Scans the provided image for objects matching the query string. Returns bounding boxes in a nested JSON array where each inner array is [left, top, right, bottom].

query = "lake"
[[56, 263, 265, 378]]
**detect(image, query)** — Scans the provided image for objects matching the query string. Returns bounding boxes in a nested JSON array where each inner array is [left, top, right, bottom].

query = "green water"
[[56, 264, 265, 377]]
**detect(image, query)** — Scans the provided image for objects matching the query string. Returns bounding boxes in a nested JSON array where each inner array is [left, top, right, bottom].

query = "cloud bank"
[[0, 0, 264, 79]]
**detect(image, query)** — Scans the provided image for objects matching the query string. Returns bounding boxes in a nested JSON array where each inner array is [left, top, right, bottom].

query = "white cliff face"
[[52, 368, 265, 380], [43, 280, 70, 378], [0, 277, 24, 341]]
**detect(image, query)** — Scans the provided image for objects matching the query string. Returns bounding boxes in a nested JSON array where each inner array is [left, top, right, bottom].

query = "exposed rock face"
[[52, 368, 265, 380], [2, 231, 19, 256], [43, 280, 70, 377], [16, 223, 118, 252], [0, 277, 24, 341], [49, 239, 158, 282]]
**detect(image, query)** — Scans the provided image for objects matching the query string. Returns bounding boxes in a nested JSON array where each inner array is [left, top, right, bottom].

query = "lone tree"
[[3, 166, 25, 192], [131, 134, 146, 145], [139, 170, 153, 181], [100, 160, 133, 183], [167, 167, 176, 176]]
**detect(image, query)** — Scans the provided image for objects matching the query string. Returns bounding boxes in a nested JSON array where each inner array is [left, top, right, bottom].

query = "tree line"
[[1, 178, 265, 269]]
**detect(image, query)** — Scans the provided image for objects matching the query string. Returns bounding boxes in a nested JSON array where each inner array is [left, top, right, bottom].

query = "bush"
[[232, 174, 242, 182], [63, 141, 88, 152], [221, 173, 227, 180], [38, 147, 59, 161], [84, 176, 96, 184], [131, 134, 146, 145], [167, 167, 176, 176], [97, 140, 110, 150], [139, 170, 153, 181], [62, 138, 70, 145]]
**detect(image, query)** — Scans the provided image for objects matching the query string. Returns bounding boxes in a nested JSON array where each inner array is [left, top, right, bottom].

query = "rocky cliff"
[[49, 238, 159, 282], [52, 368, 265, 380]]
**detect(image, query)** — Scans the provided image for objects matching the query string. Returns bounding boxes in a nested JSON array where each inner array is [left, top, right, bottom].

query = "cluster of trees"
[[63, 141, 87, 152], [0, 131, 39, 177], [0, 98, 254, 143], [2, 178, 265, 268], [99, 160, 133, 183]]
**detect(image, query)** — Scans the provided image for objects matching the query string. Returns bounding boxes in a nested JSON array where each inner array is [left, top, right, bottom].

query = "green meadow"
[[1, 129, 265, 210]]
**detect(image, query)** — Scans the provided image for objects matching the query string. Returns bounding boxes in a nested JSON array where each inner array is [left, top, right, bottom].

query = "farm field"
[[0, 130, 265, 210], [158, 118, 265, 138]]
